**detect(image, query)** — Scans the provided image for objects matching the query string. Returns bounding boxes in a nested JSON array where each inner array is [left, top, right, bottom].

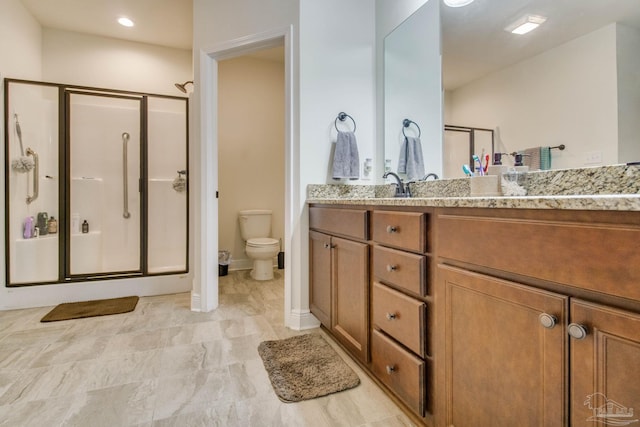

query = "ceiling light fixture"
[[505, 15, 547, 35], [443, 0, 475, 7], [118, 17, 134, 27]]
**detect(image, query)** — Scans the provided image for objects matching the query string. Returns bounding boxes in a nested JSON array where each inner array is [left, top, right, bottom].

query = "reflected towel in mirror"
[[332, 131, 360, 180], [523, 146, 552, 170], [398, 136, 425, 180], [540, 146, 552, 170]]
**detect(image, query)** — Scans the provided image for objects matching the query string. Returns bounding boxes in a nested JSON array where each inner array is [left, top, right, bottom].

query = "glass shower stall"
[[4, 79, 188, 286]]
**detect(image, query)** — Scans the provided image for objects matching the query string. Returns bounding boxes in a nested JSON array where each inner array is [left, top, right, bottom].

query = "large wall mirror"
[[384, 0, 640, 179]]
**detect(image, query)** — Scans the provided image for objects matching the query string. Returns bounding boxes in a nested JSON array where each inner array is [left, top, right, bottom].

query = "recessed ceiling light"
[[118, 17, 134, 27], [505, 15, 547, 35], [443, 0, 475, 7]]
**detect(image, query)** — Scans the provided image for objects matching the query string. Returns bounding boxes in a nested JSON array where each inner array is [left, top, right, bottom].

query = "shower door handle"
[[26, 147, 38, 204], [122, 133, 131, 219]]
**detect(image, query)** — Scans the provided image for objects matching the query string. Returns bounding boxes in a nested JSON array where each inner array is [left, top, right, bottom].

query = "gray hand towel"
[[332, 131, 360, 180], [397, 136, 425, 181]]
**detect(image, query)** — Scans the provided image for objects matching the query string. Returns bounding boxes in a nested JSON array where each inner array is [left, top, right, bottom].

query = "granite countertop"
[[307, 164, 640, 211]]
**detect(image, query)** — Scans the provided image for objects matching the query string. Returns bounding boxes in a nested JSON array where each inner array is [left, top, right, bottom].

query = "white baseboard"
[[229, 258, 278, 271], [288, 309, 321, 331], [190, 292, 201, 312]]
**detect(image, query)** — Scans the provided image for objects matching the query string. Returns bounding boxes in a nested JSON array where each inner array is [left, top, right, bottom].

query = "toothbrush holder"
[[470, 175, 502, 197]]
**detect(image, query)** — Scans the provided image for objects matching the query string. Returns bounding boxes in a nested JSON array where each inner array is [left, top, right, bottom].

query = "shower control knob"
[[568, 323, 588, 340], [539, 313, 557, 329]]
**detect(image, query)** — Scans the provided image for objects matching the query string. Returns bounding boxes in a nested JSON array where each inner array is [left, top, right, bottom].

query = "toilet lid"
[[247, 237, 279, 247]]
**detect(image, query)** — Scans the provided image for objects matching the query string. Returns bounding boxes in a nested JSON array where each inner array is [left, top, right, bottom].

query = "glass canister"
[[47, 216, 58, 234]]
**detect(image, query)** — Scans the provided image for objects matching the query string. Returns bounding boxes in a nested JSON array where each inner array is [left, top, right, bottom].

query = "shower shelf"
[[71, 231, 101, 236], [17, 235, 58, 242]]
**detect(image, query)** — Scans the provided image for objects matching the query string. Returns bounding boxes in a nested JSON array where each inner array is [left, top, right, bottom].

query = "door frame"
[[195, 26, 297, 325]]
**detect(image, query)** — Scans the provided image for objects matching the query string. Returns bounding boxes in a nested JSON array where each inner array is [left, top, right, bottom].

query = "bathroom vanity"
[[307, 172, 640, 427]]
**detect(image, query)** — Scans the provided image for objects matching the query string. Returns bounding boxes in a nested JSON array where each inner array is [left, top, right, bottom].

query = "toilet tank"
[[238, 210, 272, 240]]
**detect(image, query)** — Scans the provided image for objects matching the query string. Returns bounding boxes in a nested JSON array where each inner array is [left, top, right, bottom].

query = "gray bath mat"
[[258, 333, 360, 402]]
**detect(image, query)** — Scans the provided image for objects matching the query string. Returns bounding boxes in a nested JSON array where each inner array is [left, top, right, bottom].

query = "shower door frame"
[[4, 78, 189, 286], [64, 89, 147, 280]]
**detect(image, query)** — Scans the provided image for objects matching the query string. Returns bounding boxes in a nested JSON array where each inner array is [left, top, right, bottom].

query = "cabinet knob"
[[386, 264, 397, 272], [323, 243, 335, 249], [386, 312, 397, 321], [539, 313, 557, 329], [568, 323, 588, 340], [386, 365, 396, 375], [386, 225, 398, 233]]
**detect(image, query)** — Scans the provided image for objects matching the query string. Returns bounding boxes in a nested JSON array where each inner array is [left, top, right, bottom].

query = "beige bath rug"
[[41, 296, 139, 322], [258, 333, 360, 402]]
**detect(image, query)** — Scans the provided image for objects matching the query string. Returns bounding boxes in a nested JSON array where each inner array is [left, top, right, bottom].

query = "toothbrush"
[[462, 164, 473, 177], [472, 155, 484, 176], [484, 154, 490, 173]]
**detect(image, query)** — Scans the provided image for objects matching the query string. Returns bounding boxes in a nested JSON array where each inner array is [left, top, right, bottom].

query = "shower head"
[[175, 80, 193, 93]]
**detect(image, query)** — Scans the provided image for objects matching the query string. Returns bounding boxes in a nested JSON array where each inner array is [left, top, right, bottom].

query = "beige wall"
[[42, 28, 192, 96], [218, 55, 285, 270]]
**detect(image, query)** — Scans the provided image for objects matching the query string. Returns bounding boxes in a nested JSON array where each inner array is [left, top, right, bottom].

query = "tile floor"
[[0, 270, 414, 426]]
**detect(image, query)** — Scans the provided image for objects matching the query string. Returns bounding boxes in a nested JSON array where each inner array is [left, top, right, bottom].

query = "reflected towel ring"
[[402, 119, 421, 138], [335, 112, 356, 133]]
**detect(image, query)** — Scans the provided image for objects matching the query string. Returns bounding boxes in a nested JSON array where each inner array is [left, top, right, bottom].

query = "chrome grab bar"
[[122, 132, 131, 219], [26, 147, 38, 204]]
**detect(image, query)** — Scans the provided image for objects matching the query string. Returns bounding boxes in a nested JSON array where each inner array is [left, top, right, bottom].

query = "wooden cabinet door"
[[439, 265, 568, 427], [332, 236, 369, 362], [570, 300, 640, 427], [309, 231, 332, 327]]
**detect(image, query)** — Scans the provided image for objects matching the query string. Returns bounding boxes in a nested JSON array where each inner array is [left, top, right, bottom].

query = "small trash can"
[[218, 250, 231, 276]]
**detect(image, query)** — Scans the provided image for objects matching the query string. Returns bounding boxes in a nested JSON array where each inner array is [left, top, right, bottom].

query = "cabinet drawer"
[[372, 282, 427, 357], [309, 207, 368, 240], [373, 246, 427, 296], [437, 213, 640, 301], [371, 329, 426, 417], [372, 211, 426, 253]]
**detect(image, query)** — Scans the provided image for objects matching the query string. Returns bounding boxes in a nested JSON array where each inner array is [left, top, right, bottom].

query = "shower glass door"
[[5, 81, 60, 285], [68, 92, 142, 276], [147, 96, 188, 273]]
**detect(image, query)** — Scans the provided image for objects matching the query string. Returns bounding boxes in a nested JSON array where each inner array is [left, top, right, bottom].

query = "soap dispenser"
[[82, 220, 89, 234]]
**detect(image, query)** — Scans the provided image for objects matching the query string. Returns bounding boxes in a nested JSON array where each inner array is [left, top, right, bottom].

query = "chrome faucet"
[[422, 173, 439, 180], [383, 171, 411, 197]]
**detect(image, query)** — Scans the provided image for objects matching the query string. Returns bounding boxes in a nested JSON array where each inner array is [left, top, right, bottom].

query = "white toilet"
[[238, 209, 280, 280]]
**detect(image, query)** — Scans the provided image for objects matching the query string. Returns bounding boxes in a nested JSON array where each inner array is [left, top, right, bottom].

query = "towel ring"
[[402, 119, 421, 138], [335, 112, 356, 133]]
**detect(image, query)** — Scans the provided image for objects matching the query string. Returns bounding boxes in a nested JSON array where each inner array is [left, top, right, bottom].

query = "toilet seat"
[[247, 237, 279, 248]]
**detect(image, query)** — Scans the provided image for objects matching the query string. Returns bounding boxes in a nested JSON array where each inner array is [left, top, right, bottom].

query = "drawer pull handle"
[[386, 365, 396, 375], [386, 312, 397, 321], [568, 323, 588, 340], [539, 313, 557, 329], [386, 225, 398, 233], [386, 264, 397, 272]]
